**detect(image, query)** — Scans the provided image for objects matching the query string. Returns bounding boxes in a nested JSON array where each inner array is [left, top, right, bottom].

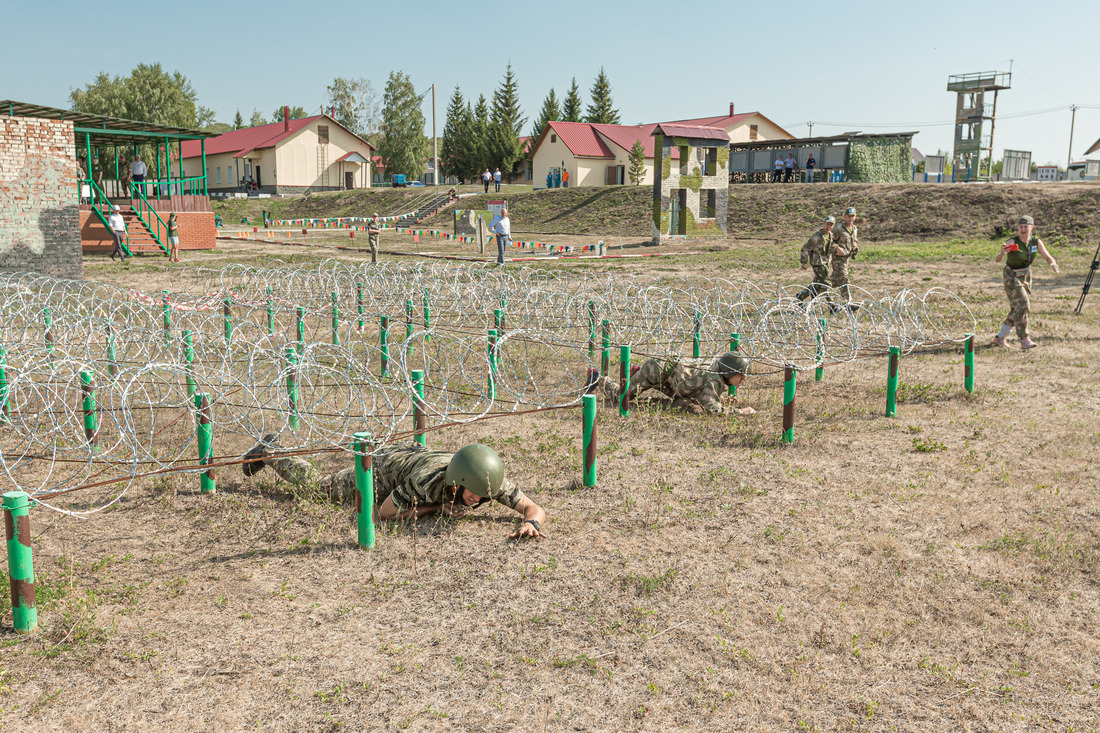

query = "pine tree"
[[585, 68, 620, 124], [472, 94, 491, 172], [489, 63, 527, 178], [563, 78, 583, 123], [249, 109, 266, 127], [233, 109, 244, 129], [441, 86, 478, 182], [378, 71, 431, 180], [530, 88, 561, 143], [628, 140, 647, 185]]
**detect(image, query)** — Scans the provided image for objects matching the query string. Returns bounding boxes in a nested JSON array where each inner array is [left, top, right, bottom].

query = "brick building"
[[650, 124, 730, 243]]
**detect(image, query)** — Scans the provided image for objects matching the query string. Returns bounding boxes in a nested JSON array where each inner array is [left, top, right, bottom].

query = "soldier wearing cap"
[[830, 207, 860, 304], [242, 438, 547, 538], [367, 213, 381, 264], [797, 215, 837, 304], [597, 352, 755, 415], [992, 215, 1059, 349]]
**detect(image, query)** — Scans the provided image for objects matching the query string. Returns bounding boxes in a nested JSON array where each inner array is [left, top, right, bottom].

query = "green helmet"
[[445, 443, 505, 499], [715, 352, 751, 379]]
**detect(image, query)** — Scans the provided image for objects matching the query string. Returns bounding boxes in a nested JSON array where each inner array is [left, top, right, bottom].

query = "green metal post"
[[488, 329, 499, 373], [0, 345, 8, 422], [692, 311, 701, 358], [728, 333, 740, 396], [80, 370, 98, 448], [266, 287, 275, 336], [331, 291, 340, 346], [588, 300, 596, 356], [487, 370, 496, 401], [353, 432, 375, 549], [3, 491, 37, 634], [494, 308, 503, 333], [164, 136, 172, 193], [296, 306, 305, 353], [886, 346, 900, 417], [423, 288, 431, 342], [84, 133, 93, 198], [782, 366, 796, 444], [155, 142, 161, 182], [964, 333, 975, 394], [223, 297, 232, 345], [380, 316, 390, 378], [183, 330, 196, 398], [105, 322, 118, 378], [499, 295, 507, 333], [619, 345, 631, 417], [43, 307, 54, 358], [601, 319, 610, 376], [286, 348, 300, 430], [162, 290, 171, 342], [815, 319, 826, 382], [356, 282, 364, 332], [582, 393, 597, 487], [194, 392, 215, 494], [405, 299, 414, 358], [412, 369, 426, 446], [201, 138, 207, 196]]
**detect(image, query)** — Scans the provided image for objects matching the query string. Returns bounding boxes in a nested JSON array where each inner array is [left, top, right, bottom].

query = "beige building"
[[180, 111, 375, 194], [529, 104, 793, 189]]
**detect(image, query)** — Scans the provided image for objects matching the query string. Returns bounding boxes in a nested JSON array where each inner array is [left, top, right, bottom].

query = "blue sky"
[[4, 0, 1097, 165]]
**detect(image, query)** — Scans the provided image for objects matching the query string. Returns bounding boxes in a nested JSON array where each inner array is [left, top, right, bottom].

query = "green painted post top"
[[3, 490, 29, 511]]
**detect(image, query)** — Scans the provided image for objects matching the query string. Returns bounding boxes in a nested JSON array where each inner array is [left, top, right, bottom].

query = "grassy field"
[[4, 191, 1100, 730]]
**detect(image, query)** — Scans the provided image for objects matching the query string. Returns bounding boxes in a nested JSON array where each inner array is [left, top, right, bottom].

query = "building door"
[[677, 189, 688, 235], [255, 167, 262, 187], [345, 172, 354, 190]]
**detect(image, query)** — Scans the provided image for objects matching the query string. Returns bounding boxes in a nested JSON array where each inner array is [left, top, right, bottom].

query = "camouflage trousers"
[[830, 258, 851, 302], [797, 265, 833, 303], [368, 234, 379, 263], [597, 360, 715, 412], [268, 456, 362, 504], [1002, 266, 1032, 339]]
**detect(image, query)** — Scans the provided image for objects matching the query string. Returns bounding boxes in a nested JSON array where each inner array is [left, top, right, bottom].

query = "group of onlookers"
[[773, 153, 816, 183]]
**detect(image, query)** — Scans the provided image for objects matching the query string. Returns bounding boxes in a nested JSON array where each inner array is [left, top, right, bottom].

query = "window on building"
[[749, 125, 759, 141], [679, 145, 689, 174], [700, 189, 716, 218], [215, 167, 221, 184], [551, 134, 557, 143], [318, 125, 330, 144], [702, 148, 717, 177], [228, 166, 234, 183]]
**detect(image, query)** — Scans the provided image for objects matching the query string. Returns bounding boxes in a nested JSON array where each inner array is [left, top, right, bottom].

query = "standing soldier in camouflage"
[[830, 207, 860, 306], [242, 439, 547, 538], [797, 215, 836, 304], [992, 215, 1059, 349], [597, 352, 755, 415], [367, 213, 381, 264]]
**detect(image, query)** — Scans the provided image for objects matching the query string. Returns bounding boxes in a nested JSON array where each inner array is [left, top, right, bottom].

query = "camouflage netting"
[[846, 137, 912, 183]]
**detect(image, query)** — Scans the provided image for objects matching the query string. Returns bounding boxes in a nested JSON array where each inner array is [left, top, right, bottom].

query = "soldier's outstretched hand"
[[733, 406, 756, 416], [510, 520, 547, 540]]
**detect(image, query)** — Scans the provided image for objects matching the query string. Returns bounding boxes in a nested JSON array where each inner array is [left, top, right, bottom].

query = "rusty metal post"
[[3, 491, 37, 634]]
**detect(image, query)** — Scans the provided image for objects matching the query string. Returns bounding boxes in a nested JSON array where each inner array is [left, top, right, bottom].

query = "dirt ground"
[[4, 202, 1100, 731]]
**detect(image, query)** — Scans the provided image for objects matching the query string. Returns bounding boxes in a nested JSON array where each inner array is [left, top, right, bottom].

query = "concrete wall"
[[0, 117, 83, 279]]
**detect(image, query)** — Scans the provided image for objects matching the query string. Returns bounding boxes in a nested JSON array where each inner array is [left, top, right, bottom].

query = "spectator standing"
[[107, 205, 127, 262], [131, 155, 147, 185], [167, 212, 181, 262], [489, 208, 511, 265], [804, 154, 816, 183], [494, 168, 502, 192], [367, 213, 381, 264], [784, 153, 797, 182], [774, 156, 784, 182], [562, 168, 570, 187], [546, 169, 554, 189], [482, 169, 491, 193]]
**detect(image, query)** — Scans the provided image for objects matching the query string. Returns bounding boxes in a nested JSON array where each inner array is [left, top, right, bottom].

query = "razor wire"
[[0, 262, 976, 511]]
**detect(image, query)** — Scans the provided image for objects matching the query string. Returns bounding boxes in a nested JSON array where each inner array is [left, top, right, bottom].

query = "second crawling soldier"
[[242, 439, 548, 539], [797, 215, 836, 304], [830, 207, 860, 305], [597, 352, 754, 415]]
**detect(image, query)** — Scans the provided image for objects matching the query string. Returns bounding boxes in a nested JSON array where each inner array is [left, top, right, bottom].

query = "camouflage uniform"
[[263, 440, 522, 512], [797, 228, 834, 303], [367, 222, 381, 264], [830, 221, 859, 302], [599, 356, 732, 414], [1001, 234, 1040, 339]]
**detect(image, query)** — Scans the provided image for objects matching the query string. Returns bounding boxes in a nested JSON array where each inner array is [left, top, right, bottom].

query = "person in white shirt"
[[774, 157, 784, 182], [107, 205, 127, 262], [784, 153, 797, 182], [130, 155, 147, 195], [482, 169, 491, 193], [493, 168, 502, 192], [489, 208, 510, 265]]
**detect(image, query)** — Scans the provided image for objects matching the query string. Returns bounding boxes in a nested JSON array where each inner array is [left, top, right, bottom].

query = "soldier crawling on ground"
[[596, 352, 755, 415], [241, 439, 548, 539], [797, 215, 837, 306]]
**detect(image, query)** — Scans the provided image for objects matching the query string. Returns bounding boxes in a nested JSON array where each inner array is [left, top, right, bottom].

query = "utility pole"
[[808, 121, 814, 137], [432, 84, 438, 186], [1067, 104, 1078, 176]]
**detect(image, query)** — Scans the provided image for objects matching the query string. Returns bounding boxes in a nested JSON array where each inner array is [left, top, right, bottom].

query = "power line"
[[785, 103, 1098, 131]]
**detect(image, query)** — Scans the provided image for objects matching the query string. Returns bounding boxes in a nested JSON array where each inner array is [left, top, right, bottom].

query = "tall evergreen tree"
[[472, 94, 491, 172], [584, 68, 620, 124], [233, 109, 244, 129], [489, 63, 527, 178], [378, 71, 431, 180], [530, 88, 561, 143], [562, 78, 583, 123], [441, 86, 478, 182], [249, 109, 266, 127], [628, 140, 647, 185]]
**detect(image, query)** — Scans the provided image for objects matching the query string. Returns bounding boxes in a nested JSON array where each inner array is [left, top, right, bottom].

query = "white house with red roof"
[[179, 108, 375, 194], [528, 103, 793, 189]]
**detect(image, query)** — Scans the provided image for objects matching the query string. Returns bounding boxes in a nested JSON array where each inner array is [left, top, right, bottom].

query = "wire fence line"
[[0, 261, 975, 514]]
